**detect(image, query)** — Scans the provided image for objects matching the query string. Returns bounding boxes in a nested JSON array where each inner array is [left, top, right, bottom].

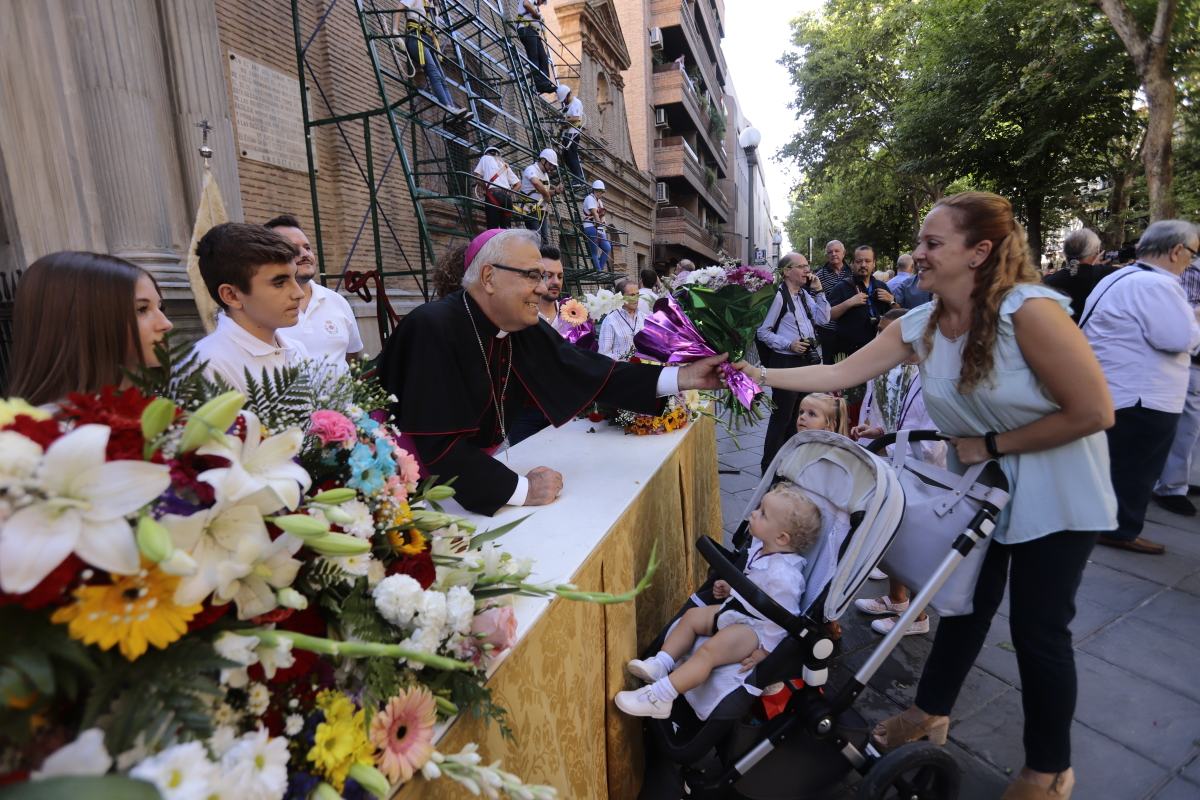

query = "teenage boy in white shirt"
[[192, 222, 310, 394], [266, 214, 364, 376]]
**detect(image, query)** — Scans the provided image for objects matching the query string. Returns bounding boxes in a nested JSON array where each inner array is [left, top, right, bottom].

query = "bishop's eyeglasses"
[[490, 263, 552, 285]]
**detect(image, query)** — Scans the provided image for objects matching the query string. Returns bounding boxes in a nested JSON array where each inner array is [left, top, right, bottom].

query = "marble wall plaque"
[[229, 51, 315, 173]]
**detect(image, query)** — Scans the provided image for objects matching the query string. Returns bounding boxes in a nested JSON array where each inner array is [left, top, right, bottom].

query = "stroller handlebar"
[[862, 428, 945, 455], [696, 536, 808, 639]]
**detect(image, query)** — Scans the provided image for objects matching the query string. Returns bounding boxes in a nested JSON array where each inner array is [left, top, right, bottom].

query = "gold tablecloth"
[[400, 417, 721, 799]]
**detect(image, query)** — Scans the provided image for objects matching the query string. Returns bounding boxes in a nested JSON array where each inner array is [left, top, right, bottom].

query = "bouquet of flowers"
[[0, 360, 658, 799], [552, 297, 596, 350], [580, 288, 623, 321], [636, 262, 777, 426]]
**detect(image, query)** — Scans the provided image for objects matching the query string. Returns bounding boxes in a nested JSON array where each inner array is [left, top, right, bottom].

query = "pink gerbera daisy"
[[370, 686, 437, 784]]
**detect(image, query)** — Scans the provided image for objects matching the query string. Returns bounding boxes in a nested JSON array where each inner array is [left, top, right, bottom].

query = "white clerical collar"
[[495, 330, 509, 339]]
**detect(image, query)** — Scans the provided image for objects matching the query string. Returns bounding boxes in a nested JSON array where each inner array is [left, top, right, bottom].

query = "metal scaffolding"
[[291, 0, 621, 341]]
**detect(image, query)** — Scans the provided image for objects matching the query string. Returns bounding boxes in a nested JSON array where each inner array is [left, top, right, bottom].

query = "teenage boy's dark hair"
[[539, 244, 561, 260], [196, 223, 298, 309], [264, 214, 303, 231]]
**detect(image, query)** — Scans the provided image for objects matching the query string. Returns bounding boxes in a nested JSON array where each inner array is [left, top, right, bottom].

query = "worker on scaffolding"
[[473, 145, 520, 229], [514, 0, 557, 94], [582, 179, 612, 272], [517, 148, 563, 241], [555, 83, 585, 185], [394, 0, 469, 118]]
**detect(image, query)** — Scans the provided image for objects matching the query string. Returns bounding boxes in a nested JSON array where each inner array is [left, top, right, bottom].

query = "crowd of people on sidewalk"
[[745, 193, 1199, 800]]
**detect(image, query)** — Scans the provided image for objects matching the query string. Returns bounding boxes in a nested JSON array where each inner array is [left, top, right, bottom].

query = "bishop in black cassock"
[[379, 229, 722, 515]]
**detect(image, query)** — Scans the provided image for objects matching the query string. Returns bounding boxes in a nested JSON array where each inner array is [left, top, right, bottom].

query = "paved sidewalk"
[[715, 419, 1200, 800]]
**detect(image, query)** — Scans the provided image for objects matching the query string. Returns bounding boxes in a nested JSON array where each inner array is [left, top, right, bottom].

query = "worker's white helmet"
[[539, 148, 559, 167], [592, 180, 606, 192]]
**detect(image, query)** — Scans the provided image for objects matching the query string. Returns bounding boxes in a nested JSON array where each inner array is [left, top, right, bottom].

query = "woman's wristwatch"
[[984, 431, 1003, 458], [758, 365, 768, 386]]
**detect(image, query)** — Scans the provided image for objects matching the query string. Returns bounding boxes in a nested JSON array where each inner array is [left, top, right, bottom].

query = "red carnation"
[[0, 555, 84, 610], [387, 549, 436, 589], [60, 387, 158, 460], [2, 415, 63, 449], [188, 602, 232, 632]]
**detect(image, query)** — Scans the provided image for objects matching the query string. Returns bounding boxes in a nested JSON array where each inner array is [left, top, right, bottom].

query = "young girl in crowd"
[[6, 251, 173, 405], [735, 192, 1115, 800], [794, 392, 850, 437], [849, 309, 943, 638], [614, 482, 822, 719]]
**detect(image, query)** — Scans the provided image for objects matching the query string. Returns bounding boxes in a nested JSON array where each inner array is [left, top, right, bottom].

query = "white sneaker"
[[871, 616, 930, 636], [627, 657, 668, 683], [854, 595, 909, 615], [614, 687, 673, 719], [869, 568, 888, 580]]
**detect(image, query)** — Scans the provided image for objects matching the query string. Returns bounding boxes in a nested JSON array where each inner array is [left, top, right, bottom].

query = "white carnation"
[[446, 585, 476, 636], [416, 589, 448, 635], [220, 728, 289, 800], [373, 573, 424, 627], [400, 624, 446, 670], [0, 432, 43, 481], [130, 742, 217, 800]]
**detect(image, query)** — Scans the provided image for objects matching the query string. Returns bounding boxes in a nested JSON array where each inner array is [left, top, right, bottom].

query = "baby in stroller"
[[615, 482, 823, 719]]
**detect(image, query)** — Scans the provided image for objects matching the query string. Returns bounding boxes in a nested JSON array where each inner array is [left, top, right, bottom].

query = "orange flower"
[[559, 299, 588, 326]]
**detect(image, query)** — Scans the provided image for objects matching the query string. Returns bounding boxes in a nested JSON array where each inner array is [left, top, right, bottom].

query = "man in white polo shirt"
[[1082, 219, 1200, 555], [192, 223, 310, 394], [266, 215, 364, 375]]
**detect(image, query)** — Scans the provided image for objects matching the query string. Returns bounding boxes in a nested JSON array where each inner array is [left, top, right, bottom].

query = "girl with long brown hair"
[[6, 252, 174, 405], [735, 192, 1116, 799]]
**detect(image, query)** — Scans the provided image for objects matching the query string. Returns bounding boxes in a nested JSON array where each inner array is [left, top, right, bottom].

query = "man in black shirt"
[[825, 245, 897, 358]]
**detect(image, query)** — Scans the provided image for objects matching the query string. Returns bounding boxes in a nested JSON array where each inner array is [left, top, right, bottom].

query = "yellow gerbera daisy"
[[387, 527, 426, 555], [50, 565, 202, 661]]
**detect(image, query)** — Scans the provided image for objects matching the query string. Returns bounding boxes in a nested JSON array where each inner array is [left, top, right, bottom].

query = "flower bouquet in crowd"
[[636, 261, 777, 427], [552, 297, 597, 350], [0, 361, 659, 798], [580, 287, 623, 321]]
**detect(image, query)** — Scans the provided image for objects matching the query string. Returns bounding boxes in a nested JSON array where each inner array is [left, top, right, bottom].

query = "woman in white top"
[[735, 192, 1116, 800], [598, 278, 647, 360]]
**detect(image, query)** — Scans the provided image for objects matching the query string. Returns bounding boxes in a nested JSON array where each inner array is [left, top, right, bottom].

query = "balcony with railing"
[[653, 136, 729, 220], [654, 205, 721, 261], [651, 66, 727, 169], [650, 0, 724, 98], [687, 0, 727, 81]]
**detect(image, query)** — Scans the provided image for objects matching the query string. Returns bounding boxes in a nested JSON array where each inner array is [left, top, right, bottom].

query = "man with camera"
[[756, 252, 831, 473]]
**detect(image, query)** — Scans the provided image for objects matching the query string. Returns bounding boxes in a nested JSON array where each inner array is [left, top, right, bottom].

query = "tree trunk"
[[1094, 0, 1179, 220], [1104, 166, 1134, 249], [1142, 72, 1176, 220], [1026, 194, 1043, 266]]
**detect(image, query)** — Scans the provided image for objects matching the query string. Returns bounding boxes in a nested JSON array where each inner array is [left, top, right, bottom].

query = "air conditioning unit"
[[649, 27, 663, 49], [654, 107, 668, 127], [655, 182, 669, 203]]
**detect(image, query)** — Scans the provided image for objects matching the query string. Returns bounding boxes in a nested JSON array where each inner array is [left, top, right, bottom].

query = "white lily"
[[0, 425, 170, 593], [198, 410, 311, 514], [163, 503, 278, 617]]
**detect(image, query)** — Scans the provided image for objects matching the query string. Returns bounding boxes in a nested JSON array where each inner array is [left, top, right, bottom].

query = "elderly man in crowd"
[[1153, 252, 1200, 516], [814, 240, 852, 363], [1082, 219, 1200, 555], [379, 228, 725, 515], [825, 245, 897, 359]]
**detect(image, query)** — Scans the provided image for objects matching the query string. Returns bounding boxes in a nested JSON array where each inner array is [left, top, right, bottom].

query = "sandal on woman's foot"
[[1001, 768, 1075, 800], [870, 709, 949, 751]]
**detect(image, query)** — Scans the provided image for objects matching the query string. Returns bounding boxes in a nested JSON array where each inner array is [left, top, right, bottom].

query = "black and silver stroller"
[[638, 430, 1009, 799]]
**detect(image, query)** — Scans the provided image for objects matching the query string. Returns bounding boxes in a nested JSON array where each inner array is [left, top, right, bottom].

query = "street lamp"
[[738, 126, 762, 265]]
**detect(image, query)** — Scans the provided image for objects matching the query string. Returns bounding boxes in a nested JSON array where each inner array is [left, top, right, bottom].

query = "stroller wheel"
[[856, 742, 960, 800]]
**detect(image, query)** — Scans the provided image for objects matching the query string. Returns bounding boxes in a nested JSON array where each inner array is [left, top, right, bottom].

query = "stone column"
[[157, 0, 244, 225], [65, 0, 192, 293]]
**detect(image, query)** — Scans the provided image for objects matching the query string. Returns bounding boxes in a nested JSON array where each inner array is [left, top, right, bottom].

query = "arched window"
[[596, 71, 611, 137]]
